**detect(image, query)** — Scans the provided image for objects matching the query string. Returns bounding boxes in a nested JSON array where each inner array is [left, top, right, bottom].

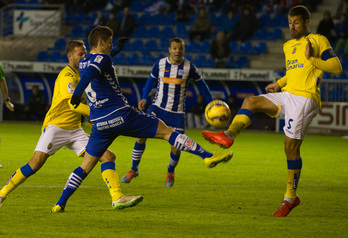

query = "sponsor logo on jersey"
[[67, 82, 75, 93], [162, 77, 184, 84], [94, 55, 103, 63]]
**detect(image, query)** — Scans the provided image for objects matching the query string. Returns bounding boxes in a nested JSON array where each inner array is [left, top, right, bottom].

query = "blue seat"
[[158, 38, 168, 51], [66, 25, 84, 37], [250, 28, 268, 40], [140, 52, 153, 65], [126, 53, 140, 65], [164, 13, 176, 25], [258, 14, 271, 27], [271, 14, 287, 27], [206, 57, 215, 68], [161, 26, 174, 38], [133, 26, 147, 37], [112, 52, 126, 65], [185, 40, 196, 53], [234, 56, 249, 68], [252, 42, 267, 54], [229, 41, 238, 54], [197, 40, 210, 53], [130, 39, 144, 51], [50, 51, 62, 62], [175, 24, 187, 38], [138, 13, 151, 25], [152, 53, 165, 62], [36, 51, 49, 61], [130, 0, 144, 11], [340, 58, 348, 70], [225, 55, 234, 68], [269, 28, 282, 40], [184, 54, 192, 62], [144, 40, 157, 51], [151, 14, 164, 25], [238, 41, 252, 54], [333, 72, 347, 79], [146, 26, 159, 37], [193, 55, 207, 68], [49, 38, 66, 50]]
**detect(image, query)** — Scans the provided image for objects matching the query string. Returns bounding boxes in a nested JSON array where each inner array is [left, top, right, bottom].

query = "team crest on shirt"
[[292, 47, 297, 54], [178, 69, 184, 76], [94, 55, 103, 63], [47, 143, 53, 150], [67, 82, 75, 93]]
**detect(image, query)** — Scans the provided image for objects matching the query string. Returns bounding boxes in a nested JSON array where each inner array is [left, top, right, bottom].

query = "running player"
[[202, 5, 342, 216], [122, 37, 213, 187], [0, 40, 140, 210], [51, 26, 233, 212]]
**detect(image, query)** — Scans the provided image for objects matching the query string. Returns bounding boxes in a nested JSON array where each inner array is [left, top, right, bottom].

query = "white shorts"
[[261, 91, 319, 140], [35, 125, 89, 156]]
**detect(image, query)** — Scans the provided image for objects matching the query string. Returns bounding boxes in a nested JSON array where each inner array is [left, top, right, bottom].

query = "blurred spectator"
[[66, 0, 83, 15], [187, 94, 208, 129], [176, 2, 194, 22], [232, 7, 258, 42], [119, 6, 135, 37], [335, 0, 348, 18], [106, 12, 120, 38], [24, 85, 47, 121], [221, 10, 238, 40], [334, 13, 348, 56], [262, 0, 283, 14], [317, 10, 335, 43], [210, 31, 231, 68], [92, 11, 106, 28], [189, 7, 212, 41]]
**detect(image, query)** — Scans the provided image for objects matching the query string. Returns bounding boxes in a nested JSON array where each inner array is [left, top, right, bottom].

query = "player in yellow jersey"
[[203, 5, 342, 217], [0, 40, 143, 211]]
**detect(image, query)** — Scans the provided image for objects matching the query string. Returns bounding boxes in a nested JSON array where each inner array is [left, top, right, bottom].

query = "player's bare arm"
[[138, 99, 146, 111]]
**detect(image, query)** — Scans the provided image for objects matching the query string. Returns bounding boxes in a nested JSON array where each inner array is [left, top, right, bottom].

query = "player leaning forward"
[[50, 26, 233, 212], [203, 5, 342, 217], [0, 40, 141, 210]]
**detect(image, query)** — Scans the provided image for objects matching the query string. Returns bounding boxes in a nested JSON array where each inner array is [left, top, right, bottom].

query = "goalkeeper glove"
[[70, 95, 81, 109], [117, 37, 129, 50]]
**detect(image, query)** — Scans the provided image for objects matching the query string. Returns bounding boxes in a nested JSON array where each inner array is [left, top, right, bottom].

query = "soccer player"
[[51, 26, 232, 212], [0, 40, 140, 211], [202, 5, 342, 217], [122, 37, 213, 187], [0, 63, 15, 168]]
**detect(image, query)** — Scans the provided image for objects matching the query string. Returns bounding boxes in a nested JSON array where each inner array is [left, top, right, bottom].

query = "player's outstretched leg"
[[122, 141, 145, 183], [203, 109, 254, 149], [165, 150, 180, 187], [112, 195, 144, 210], [168, 131, 233, 168]]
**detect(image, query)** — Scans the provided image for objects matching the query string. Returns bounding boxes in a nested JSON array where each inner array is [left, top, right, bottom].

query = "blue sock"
[[168, 132, 213, 159], [56, 167, 87, 208], [168, 151, 181, 173], [131, 141, 146, 172], [20, 163, 36, 177]]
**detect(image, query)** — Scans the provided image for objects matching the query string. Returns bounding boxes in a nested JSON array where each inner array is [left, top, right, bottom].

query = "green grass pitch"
[[0, 122, 347, 237]]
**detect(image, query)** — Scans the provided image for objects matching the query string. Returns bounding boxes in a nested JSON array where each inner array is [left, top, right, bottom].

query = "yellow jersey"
[[42, 65, 89, 131], [277, 33, 333, 107]]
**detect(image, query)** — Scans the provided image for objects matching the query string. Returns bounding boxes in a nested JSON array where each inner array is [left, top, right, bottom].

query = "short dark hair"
[[88, 26, 113, 49], [65, 40, 85, 54], [169, 37, 185, 47], [289, 5, 311, 21]]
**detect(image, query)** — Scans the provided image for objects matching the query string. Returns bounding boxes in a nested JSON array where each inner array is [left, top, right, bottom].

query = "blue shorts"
[[86, 106, 159, 157], [147, 105, 185, 133]]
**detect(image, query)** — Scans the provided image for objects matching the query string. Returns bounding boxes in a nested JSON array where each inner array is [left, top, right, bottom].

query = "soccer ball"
[[205, 100, 231, 128]]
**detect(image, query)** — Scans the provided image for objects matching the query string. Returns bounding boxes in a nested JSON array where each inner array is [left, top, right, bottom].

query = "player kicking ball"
[[51, 26, 233, 212], [203, 5, 342, 217]]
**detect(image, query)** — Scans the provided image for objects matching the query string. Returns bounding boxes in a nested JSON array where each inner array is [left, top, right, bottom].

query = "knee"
[[242, 97, 256, 110], [137, 138, 147, 144], [100, 150, 116, 163]]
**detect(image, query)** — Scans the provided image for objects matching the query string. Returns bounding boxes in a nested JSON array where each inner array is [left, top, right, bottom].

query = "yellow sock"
[[102, 168, 123, 201], [226, 109, 253, 137], [285, 168, 301, 199], [0, 168, 27, 197]]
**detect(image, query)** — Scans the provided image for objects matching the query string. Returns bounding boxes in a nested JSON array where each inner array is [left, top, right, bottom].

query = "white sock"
[[284, 196, 296, 203]]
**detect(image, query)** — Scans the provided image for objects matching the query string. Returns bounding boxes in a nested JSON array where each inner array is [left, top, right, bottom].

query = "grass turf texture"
[[0, 122, 347, 238]]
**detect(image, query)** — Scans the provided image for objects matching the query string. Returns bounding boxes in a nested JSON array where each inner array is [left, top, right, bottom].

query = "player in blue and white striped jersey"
[[51, 26, 232, 212], [122, 37, 213, 187]]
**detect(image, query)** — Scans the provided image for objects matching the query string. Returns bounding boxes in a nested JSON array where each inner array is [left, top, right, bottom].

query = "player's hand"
[[138, 99, 147, 111], [117, 37, 129, 50], [5, 101, 14, 111], [265, 82, 281, 93], [305, 38, 313, 59], [70, 95, 81, 109]]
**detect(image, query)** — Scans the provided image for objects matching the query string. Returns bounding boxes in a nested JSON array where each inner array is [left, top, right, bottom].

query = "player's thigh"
[[244, 95, 279, 115], [66, 127, 89, 157], [34, 125, 72, 155]]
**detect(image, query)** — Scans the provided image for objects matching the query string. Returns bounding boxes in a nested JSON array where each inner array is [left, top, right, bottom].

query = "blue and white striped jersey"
[[76, 53, 129, 121], [151, 57, 202, 113]]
